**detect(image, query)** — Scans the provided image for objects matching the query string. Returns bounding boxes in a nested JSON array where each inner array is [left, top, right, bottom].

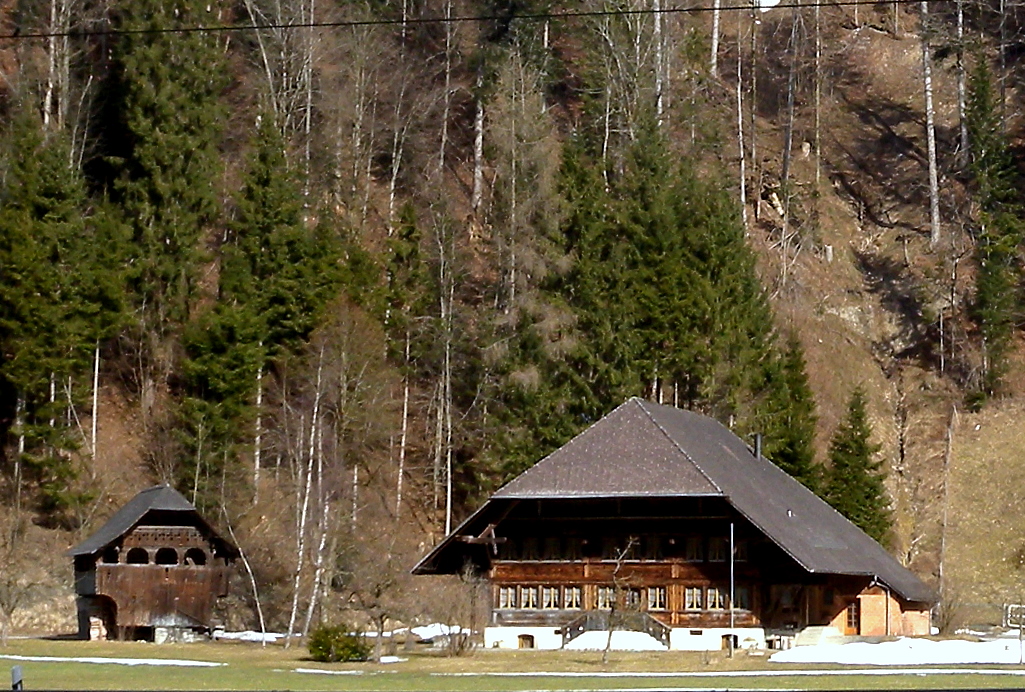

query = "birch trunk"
[[222, 510, 268, 646], [956, 0, 967, 163], [387, 76, 410, 234], [395, 336, 410, 517], [43, 0, 72, 131], [301, 455, 330, 637], [472, 74, 485, 215], [814, 0, 821, 190], [438, 0, 453, 176], [254, 361, 263, 504], [91, 343, 99, 460], [737, 10, 747, 227], [300, 0, 315, 200], [15, 396, 24, 516], [750, 2, 760, 220], [285, 349, 323, 648], [442, 265, 455, 535], [654, 0, 664, 126], [711, 0, 721, 78], [999, 0, 1007, 127], [921, 0, 941, 247]]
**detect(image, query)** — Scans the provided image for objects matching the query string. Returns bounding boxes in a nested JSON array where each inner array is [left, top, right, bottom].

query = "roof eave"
[[410, 501, 498, 575], [492, 491, 726, 500]]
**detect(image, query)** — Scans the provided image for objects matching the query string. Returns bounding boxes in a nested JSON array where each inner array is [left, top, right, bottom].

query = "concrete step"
[[795, 626, 844, 647]]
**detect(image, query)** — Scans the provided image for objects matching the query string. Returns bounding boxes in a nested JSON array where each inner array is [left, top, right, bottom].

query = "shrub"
[[308, 625, 371, 662]]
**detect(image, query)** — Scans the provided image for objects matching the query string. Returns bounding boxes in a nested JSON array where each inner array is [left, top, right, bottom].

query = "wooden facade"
[[476, 496, 927, 647], [415, 399, 935, 650], [69, 486, 237, 641]]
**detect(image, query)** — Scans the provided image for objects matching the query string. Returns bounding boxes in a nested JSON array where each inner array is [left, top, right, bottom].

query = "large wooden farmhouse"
[[414, 398, 934, 650], [68, 485, 238, 642]]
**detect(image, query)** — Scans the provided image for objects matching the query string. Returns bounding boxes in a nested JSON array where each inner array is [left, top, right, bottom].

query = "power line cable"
[[0, 0, 944, 42]]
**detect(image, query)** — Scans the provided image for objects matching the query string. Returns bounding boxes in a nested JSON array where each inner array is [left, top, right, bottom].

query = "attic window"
[[184, 548, 207, 566], [155, 548, 179, 565], [684, 537, 704, 562], [101, 547, 119, 564], [708, 538, 728, 562], [126, 548, 149, 564]]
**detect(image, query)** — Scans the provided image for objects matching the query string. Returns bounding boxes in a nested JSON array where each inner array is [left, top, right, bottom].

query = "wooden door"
[[844, 600, 860, 635]]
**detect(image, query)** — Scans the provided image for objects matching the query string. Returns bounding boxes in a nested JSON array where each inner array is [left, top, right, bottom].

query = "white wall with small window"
[[669, 626, 766, 651], [484, 626, 563, 649]]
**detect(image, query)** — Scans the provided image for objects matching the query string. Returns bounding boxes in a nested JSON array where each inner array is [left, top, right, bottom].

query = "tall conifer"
[[965, 56, 1022, 399], [823, 388, 891, 545], [180, 117, 346, 505], [112, 0, 228, 342], [491, 127, 785, 481], [0, 114, 125, 522], [758, 337, 820, 491]]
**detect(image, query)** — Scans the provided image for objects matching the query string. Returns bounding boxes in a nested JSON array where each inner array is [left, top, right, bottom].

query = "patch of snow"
[[379, 655, 406, 664], [435, 668, 1025, 678], [212, 630, 286, 643], [294, 668, 364, 676], [771, 637, 1025, 665], [563, 630, 668, 651], [0, 654, 222, 668], [409, 623, 464, 640]]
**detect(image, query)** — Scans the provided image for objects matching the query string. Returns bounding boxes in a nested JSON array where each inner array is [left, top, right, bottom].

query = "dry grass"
[[945, 398, 1025, 627], [3, 638, 1025, 691]]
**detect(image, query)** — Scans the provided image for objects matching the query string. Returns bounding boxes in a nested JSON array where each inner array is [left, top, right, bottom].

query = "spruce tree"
[[222, 117, 343, 354], [965, 56, 1023, 400], [490, 127, 784, 481], [0, 113, 125, 523], [180, 117, 347, 505], [823, 388, 891, 545], [759, 337, 820, 491], [112, 0, 228, 343]]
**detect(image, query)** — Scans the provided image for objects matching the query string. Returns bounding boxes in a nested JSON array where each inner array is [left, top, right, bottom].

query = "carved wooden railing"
[[560, 610, 670, 648]]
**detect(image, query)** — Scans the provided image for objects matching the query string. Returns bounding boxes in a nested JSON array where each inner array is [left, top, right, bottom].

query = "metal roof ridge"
[[632, 398, 723, 494]]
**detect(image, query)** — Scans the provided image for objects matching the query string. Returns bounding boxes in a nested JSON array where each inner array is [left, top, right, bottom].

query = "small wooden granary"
[[68, 485, 238, 641]]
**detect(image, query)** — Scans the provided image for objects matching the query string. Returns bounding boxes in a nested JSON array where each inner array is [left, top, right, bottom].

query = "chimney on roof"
[[754, 433, 762, 460]]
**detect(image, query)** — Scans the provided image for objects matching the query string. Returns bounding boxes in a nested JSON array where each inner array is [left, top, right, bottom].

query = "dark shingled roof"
[[68, 485, 236, 558], [414, 398, 934, 604]]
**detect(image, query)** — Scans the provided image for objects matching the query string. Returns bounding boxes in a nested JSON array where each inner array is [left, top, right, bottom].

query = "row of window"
[[499, 535, 749, 562], [497, 584, 750, 611], [101, 546, 209, 566]]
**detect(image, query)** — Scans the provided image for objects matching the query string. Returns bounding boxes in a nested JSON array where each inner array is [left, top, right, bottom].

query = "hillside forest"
[[1, 0, 1025, 641]]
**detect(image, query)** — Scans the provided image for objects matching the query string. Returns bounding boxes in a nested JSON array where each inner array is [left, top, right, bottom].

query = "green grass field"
[[3, 638, 1025, 690]]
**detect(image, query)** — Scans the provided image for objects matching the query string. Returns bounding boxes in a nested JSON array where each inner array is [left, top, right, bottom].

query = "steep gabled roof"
[[414, 398, 934, 604], [68, 485, 237, 558]]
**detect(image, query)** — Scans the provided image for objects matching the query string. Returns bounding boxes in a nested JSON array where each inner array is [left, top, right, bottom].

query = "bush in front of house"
[[308, 625, 371, 662]]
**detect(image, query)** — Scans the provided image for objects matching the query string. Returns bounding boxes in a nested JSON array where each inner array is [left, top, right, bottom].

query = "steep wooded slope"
[[0, 0, 1022, 633]]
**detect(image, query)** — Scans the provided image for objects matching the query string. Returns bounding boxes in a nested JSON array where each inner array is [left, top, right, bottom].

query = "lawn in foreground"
[[3, 638, 1025, 690]]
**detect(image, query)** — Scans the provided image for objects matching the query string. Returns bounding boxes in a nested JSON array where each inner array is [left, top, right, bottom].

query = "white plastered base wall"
[[669, 627, 766, 651], [484, 625, 766, 651], [485, 626, 563, 649]]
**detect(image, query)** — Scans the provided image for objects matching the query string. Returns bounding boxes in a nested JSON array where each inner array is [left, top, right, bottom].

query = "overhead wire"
[[0, 0, 945, 42]]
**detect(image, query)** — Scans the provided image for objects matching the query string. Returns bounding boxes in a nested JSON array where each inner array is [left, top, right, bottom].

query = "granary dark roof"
[[414, 398, 934, 604], [68, 485, 237, 558]]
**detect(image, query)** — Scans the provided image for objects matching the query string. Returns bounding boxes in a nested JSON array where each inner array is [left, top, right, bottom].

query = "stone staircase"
[[795, 626, 845, 647]]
